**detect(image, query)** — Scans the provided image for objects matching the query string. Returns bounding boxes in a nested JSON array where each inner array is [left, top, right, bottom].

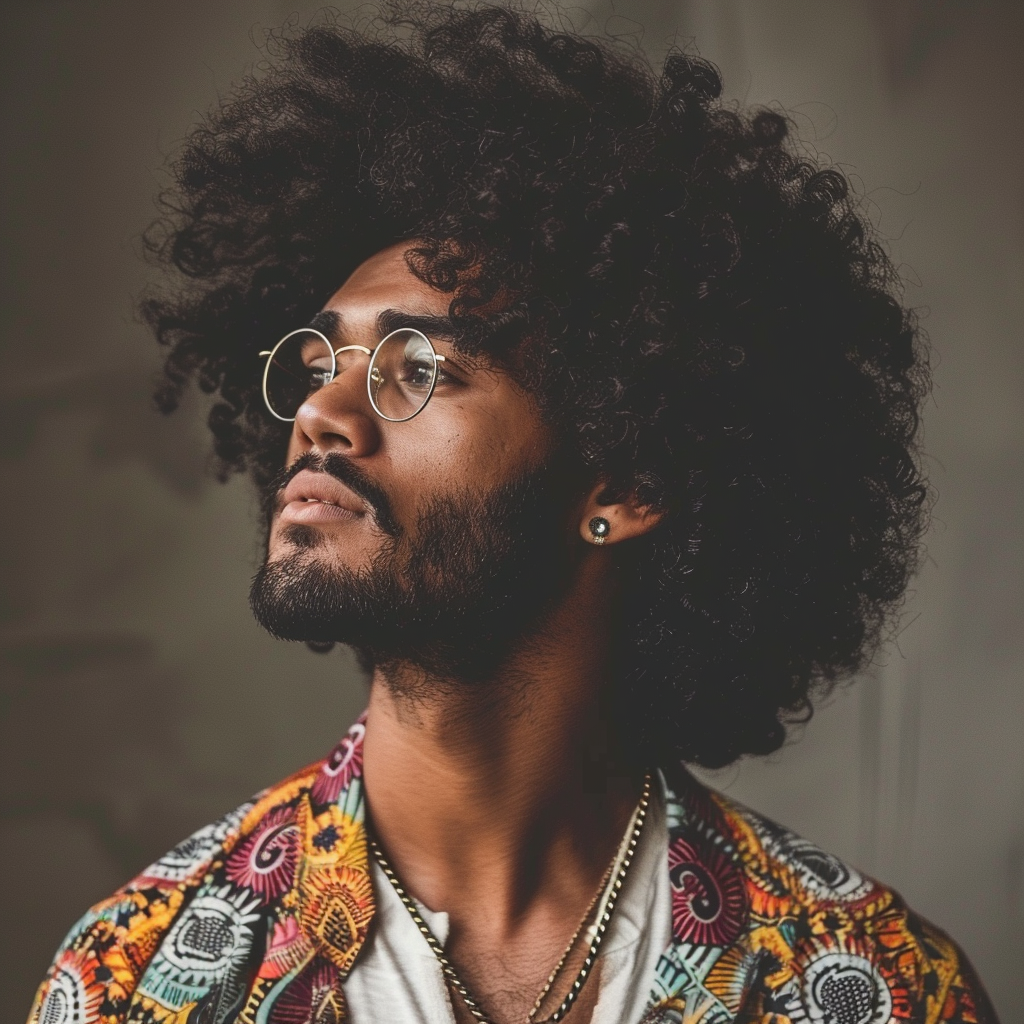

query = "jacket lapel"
[[647, 765, 755, 1022]]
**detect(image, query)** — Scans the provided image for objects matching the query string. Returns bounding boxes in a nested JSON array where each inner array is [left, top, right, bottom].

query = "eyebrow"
[[308, 309, 342, 341], [305, 308, 457, 345], [378, 308, 457, 341]]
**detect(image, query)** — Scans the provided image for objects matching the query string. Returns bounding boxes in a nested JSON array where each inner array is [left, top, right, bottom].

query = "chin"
[[273, 522, 325, 553], [272, 520, 385, 565]]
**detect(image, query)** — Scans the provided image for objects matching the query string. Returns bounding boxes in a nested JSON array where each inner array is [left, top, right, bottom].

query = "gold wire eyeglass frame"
[[259, 326, 447, 424]]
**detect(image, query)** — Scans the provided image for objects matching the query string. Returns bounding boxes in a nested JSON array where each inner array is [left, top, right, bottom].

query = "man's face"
[[251, 242, 580, 679]]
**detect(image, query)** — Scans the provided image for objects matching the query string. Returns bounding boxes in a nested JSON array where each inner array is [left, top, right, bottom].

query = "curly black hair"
[[143, 2, 929, 768]]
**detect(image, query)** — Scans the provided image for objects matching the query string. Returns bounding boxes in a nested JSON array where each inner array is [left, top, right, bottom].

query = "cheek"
[[368, 421, 509, 527], [421, 413, 543, 492], [481, 406, 552, 478], [382, 432, 460, 519]]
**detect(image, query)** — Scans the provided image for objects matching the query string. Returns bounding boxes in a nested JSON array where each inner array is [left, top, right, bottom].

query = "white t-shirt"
[[345, 774, 670, 1023]]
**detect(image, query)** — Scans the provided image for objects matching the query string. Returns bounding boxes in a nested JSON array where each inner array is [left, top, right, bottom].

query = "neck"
[[361, 553, 641, 925]]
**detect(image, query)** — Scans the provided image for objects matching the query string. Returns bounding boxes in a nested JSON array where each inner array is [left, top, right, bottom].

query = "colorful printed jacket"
[[29, 715, 997, 1024]]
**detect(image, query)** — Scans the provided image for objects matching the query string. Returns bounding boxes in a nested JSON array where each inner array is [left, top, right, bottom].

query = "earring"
[[588, 516, 611, 545]]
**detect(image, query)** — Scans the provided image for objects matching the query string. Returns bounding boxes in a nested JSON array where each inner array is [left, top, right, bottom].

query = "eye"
[[400, 361, 435, 389], [397, 338, 438, 391], [302, 344, 334, 387]]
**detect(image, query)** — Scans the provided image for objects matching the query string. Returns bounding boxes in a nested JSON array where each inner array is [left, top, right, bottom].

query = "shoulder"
[[26, 759, 325, 1024], [655, 764, 999, 1023]]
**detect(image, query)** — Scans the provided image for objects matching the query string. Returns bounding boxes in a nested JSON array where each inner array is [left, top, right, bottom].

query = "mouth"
[[278, 469, 365, 526]]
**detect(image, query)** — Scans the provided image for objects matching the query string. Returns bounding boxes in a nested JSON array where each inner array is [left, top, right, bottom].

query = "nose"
[[292, 360, 381, 457]]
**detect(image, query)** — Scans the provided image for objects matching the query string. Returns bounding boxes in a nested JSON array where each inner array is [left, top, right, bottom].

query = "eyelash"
[[434, 362, 463, 386]]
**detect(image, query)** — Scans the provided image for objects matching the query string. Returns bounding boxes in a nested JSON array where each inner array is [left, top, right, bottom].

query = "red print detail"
[[311, 720, 366, 806], [225, 807, 299, 901], [668, 833, 748, 947]]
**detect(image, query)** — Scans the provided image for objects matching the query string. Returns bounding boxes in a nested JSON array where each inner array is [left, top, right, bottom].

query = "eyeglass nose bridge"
[[330, 344, 374, 392], [254, 343, 374, 361], [333, 344, 373, 362], [305, 344, 374, 416]]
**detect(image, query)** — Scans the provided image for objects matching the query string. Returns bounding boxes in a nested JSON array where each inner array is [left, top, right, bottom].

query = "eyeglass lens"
[[264, 330, 335, 422], [368, 329, 439, 422]]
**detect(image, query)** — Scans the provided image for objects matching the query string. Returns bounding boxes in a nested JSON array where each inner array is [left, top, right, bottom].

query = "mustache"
[[266, 451, 401, 538]]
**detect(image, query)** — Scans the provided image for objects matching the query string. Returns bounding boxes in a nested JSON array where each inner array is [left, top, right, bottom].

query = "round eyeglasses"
[[259, 327, 447, 423]]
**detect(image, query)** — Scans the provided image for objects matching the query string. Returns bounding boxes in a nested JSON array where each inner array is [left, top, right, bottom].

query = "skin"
[[267, 241, 663, 1023]]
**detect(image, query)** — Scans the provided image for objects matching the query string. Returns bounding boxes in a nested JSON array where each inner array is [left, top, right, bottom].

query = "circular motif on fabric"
[[139, 884, 263, 1008], [311, 723, 366, 807], [166, 892, 254, 973], [226, 806, 299, 902], [783, 838, 873, 902], [667, 833, 747, 947], [802, 952, 893, 1024], [139, 803, 253, 886], [747, 812, 875, 903], [39, 950, 103, 1024]]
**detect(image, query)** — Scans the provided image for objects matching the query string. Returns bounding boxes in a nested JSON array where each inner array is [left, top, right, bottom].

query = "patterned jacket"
[[29, 715, 997, 1024]]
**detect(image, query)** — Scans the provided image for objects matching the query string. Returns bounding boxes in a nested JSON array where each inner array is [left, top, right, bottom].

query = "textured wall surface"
[[2, 2, 1020, 1020]]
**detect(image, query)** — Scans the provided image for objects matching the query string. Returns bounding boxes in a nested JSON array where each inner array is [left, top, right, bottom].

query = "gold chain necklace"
[[368, 771, 652, 1024]]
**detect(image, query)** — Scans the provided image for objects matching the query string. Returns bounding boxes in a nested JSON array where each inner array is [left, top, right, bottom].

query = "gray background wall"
[[2, 1, 1020, 1019]]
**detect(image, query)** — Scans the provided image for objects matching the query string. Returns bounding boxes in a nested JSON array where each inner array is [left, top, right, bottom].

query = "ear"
[[577, 480, 665, 547]]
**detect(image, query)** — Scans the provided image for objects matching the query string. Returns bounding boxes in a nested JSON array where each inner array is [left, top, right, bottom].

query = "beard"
[[249, 452, 577, 684]]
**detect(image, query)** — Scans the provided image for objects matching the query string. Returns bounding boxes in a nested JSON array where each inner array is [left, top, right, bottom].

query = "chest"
[[339, 850, 670, 1024]]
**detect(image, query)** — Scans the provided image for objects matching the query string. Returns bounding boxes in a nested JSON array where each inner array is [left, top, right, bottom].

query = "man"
[[29, 5, 997, 1023]]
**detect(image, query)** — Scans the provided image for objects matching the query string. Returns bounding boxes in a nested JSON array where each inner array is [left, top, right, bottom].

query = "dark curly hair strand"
[[142, 3, 930, 768]]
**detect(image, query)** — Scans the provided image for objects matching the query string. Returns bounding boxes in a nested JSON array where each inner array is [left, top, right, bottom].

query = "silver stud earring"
[[588, 516, 611, 545]]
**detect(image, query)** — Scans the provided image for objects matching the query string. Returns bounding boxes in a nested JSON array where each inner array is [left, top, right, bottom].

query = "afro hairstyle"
[[143, 3, 930, 767]]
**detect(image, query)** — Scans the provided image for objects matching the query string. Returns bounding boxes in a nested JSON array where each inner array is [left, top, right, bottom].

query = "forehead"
[[323, 242, 448, 320]]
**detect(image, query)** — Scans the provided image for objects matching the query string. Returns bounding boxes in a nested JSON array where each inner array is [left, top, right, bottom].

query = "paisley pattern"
[[28, 712, 997, 1024], [310, 719, 365, 807], [225, 806, 300, 901], [667, 833, 747, 947]]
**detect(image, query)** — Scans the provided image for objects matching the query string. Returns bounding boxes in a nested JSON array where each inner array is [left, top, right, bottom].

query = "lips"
[[278, 468, 365, 524]]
